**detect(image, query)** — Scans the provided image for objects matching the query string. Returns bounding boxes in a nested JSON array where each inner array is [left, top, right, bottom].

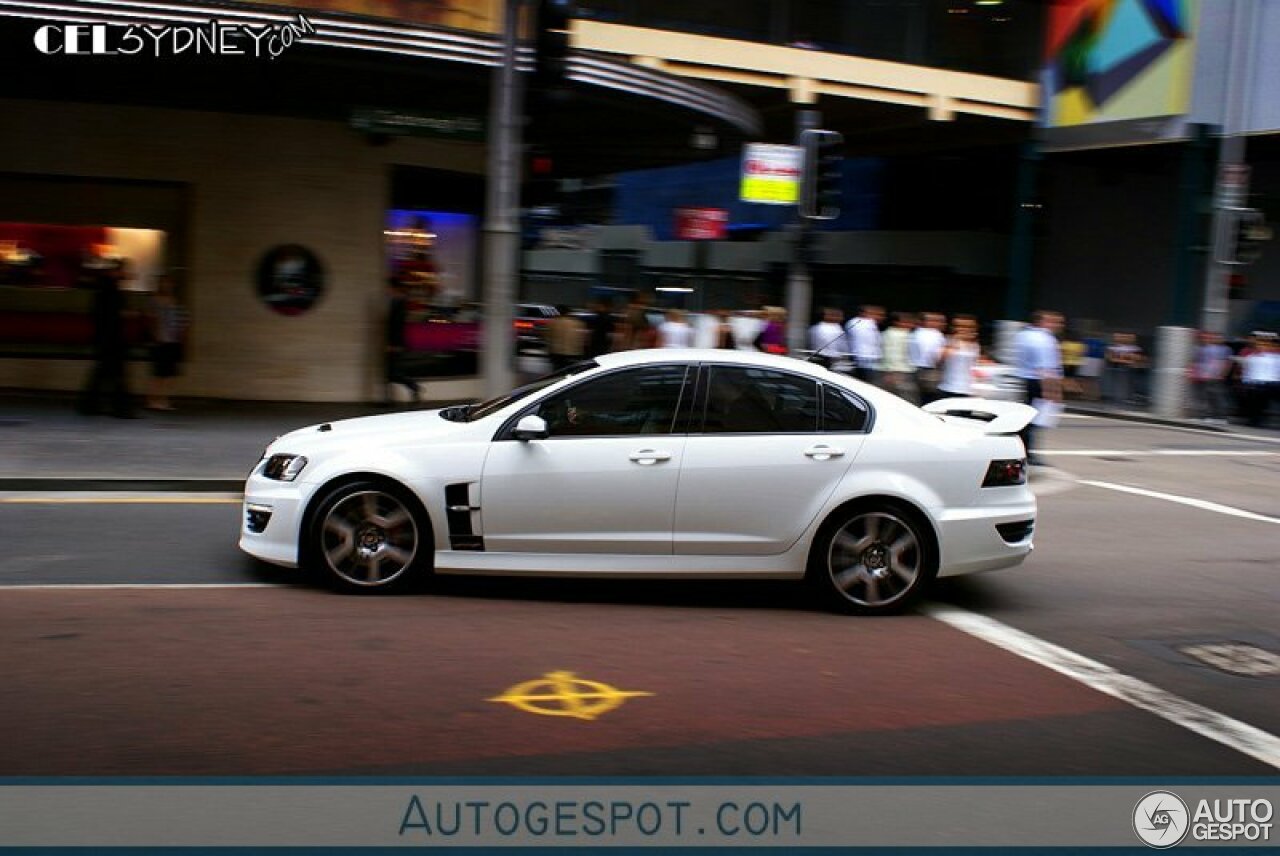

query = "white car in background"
[[240, 350, 1037, 614], [970, 359, 1027, 401]]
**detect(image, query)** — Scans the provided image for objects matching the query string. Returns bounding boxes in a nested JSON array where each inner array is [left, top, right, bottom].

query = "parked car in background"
[[514, 303, 558, 353], [970, 358, 1026, 401]]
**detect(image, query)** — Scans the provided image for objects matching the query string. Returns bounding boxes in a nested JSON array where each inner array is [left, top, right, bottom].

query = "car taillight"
[[982, 459, 1026, 487], [514, 321, 534, 330]]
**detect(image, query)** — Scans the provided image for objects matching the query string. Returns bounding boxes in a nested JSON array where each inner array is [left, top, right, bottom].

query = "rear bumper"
[[934, 503, 1035, 577]]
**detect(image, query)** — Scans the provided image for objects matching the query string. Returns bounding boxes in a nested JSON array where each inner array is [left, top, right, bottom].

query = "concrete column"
[[1153, 326, 1197, 419], [480, 0, 523, 398]]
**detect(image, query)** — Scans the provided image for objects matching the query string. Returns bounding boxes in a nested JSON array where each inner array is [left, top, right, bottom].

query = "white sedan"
[[240, 350, 1037, 614]]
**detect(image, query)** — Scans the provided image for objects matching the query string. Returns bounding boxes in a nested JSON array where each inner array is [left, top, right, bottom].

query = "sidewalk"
[[2, 389, 1276, 491], [0, 391, 452, 489]]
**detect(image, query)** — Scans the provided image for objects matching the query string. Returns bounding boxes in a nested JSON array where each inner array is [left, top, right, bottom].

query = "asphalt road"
[[1, 415, 1277, 777]]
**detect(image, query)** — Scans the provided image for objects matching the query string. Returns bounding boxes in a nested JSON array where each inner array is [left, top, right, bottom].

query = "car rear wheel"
[[810, 503, 937, 615], [308, 481, 428, 592]]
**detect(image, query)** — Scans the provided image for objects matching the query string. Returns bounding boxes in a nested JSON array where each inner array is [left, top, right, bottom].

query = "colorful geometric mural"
[[1042, 0, 1199, 127]]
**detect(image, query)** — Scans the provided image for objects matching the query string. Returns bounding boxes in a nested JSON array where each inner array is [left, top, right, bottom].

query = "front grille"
[[245, 505, 273, 534], [996, 519, 1034, 544]]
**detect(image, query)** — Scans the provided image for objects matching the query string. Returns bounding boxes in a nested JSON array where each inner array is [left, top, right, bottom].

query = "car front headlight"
[[262, 454, 309, 482]]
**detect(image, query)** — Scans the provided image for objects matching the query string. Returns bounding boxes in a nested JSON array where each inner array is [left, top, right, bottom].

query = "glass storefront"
[[385, 209, 481, 378], [0, 222, 166, 357]]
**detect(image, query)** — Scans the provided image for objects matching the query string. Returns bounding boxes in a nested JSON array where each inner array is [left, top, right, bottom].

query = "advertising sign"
[[673, 207, 728, 240], [739, 144, 802, 205]]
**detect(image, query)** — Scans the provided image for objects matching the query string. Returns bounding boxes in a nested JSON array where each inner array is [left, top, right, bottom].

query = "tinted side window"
[[702, 367, 819, 433], [822, 385, 870, 432], [535, 365, 688, 437]]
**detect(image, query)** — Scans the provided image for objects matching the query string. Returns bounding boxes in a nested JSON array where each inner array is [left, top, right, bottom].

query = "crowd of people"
[[527, 296, 1280, 439]]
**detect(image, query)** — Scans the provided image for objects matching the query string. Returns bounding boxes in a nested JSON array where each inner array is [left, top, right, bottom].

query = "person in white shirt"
[[808, 307, 848, 370], [1241, 331, 1279, 427], [910, 311, 947, 403], [880, 311, 919, 403], [657, 308, 694, 348], [1013, 310, 1064, 465], [845, 305, 883, 385], [937, 314, 980, 398]]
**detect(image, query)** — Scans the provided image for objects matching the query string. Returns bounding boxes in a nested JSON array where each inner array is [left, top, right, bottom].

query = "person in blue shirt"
[[1013, 310, 1064, 466]]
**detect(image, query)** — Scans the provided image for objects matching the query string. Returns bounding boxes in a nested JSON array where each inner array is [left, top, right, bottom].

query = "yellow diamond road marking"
[[489, 671, 653, 721]]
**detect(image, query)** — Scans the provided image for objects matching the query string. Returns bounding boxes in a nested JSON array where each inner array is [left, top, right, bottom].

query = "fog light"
[[245, 503, 273, 533]]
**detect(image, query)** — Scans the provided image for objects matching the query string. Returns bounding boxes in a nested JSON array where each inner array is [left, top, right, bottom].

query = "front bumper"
[[237, 470, 306, 568]]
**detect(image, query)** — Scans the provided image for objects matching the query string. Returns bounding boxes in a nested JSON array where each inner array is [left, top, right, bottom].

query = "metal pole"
[[1003, 140, 1040, 322], [481, 0, 523, 397], [786, 109, 820, 352], [1200, 0, 1257, 336]]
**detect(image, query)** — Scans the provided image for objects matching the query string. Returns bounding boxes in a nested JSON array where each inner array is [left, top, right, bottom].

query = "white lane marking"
[[0, 493, 242, 504], [1045, 449, 1277, 457], [927, 605, 1280, 770], [0, 583, 288, 591], [1078, 479, 1280, 525]]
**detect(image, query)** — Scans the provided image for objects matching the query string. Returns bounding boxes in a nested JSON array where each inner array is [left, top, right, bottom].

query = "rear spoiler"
[[922, 397, 1037, 436]]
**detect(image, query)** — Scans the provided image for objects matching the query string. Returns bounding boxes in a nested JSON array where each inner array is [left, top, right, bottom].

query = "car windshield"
[[460, 360, 599, 422]]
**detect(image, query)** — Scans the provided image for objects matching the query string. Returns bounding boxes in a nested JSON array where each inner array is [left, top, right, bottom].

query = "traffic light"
[[534, 0, 574, 92], [1230, 208, 1272, 265], [800, 128, 843, 220]]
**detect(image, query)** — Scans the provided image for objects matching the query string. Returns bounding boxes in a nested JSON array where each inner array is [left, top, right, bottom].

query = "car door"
[[673, 365, 870, 555], [479, 363, 691, 554]]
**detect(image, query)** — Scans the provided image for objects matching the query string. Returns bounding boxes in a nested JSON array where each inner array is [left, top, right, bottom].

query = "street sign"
[[739, 143, 802, 205]]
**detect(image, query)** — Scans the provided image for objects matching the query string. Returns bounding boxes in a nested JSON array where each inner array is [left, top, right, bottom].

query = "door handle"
[[629, 449, 672, 465], [803, 445, 845, 461]]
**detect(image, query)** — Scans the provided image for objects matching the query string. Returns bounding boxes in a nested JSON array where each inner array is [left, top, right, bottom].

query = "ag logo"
[[1134, 791, 1190, 848]]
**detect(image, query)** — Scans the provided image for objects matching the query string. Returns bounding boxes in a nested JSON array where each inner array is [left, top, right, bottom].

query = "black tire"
[[808, 501, 938, 615], [305, 479, 431, 593]]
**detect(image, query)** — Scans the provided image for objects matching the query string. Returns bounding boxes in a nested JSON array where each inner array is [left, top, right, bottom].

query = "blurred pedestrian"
[[1079, 327, 1106, 401], [1105, 332, 1144, 405], [618, 292, 657, 350], [144, 273, 188, 411], [1013, 310, 1064, 466], [881, 311, 919, 403], [1189, 329, 1232, 424], [712, 309, 737, 349], [1240, 331, 1279, 427], [937, 314, 980, 398], [78, 253, 136, 418], [808, 307, 847, 369], [1059, 329, 1085, 400], [845, 304, 883, 385], [658, 308, 694, 348], [547, 304, 586, 369], [911, 311, 946, 402], [754, 306, 788, 355], [585, 299, 614, 357], [383, 276, 420, 405]]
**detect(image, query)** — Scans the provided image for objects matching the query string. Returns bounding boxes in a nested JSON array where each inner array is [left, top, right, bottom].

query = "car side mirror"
[[512, 414, 548, 441]]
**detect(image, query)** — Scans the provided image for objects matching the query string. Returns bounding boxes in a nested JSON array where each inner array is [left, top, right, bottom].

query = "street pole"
[[481, 0, 523, 398], [786, 109, 820, 353], [1200, 0, 1257, 336]]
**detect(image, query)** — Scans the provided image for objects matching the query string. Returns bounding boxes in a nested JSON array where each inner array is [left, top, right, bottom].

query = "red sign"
[[673, 207, 729, 241]]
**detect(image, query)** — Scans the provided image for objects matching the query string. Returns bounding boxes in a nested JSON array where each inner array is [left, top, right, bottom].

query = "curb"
[[0, 478, 244, 493], [1063, 405, 1230, 432]]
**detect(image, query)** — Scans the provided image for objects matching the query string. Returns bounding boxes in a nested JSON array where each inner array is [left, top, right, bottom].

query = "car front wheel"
[[810, 503, 937, 615], [308, 481, 428, 592]]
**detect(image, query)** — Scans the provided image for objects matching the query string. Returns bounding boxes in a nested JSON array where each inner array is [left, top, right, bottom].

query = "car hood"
[[268, 409, 474, 455]]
